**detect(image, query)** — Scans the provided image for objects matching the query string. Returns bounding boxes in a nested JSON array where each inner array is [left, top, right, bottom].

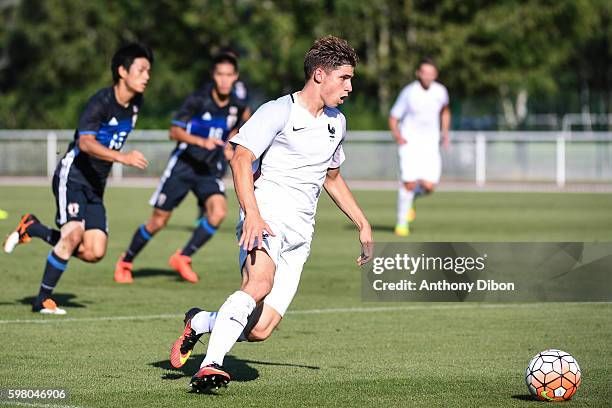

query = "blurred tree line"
[[0, 0, 610, 130]]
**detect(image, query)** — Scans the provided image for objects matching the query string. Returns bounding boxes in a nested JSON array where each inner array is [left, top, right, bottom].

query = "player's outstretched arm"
[[230, 145, 275, 251], [323, 168, 373, 265], [169, 125, 224, 150], [78, 134, 148, 169]]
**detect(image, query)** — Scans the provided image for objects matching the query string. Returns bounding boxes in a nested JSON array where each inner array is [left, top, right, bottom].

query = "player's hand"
[[239, 213, 276, 251], [119, 150, 148, 169], [396, 137, 407, 145], [198, 138, 225, 150], [356, 225, 374, 266]]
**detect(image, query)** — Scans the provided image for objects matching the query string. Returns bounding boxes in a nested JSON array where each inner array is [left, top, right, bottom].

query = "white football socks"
[[190, 311, 218, 335], [191, 310, 250, 341], [201, 291, 256, 367], [397, 187, 415, 226]]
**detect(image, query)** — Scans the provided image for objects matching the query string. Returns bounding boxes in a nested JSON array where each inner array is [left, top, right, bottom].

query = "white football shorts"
[[236, 212, 312, 317], [398, 143, 441, 184]]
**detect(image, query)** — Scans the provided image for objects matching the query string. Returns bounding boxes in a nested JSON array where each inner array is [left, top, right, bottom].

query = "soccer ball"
[[525, 349, 581, 401]]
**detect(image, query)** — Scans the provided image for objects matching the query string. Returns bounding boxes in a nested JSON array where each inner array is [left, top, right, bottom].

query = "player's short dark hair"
[[111, 43, 154, 84], [303, 35, 358, 81], [212, 53, 238, 73], [218, 46, 239, 58], [417, 57, 437, 70]]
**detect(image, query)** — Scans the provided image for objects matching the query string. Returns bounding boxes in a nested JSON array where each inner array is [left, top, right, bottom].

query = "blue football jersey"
[[170, 83, 248, 175], [55, 87, 142, 193]]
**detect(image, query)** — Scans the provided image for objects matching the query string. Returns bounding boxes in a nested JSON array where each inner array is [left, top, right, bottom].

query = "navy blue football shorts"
[[149, 159, 226, 211], [52, 175, 108, 233]]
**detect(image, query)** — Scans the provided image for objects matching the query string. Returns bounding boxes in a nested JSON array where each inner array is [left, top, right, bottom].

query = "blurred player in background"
[[390, 58, 450, 237], [168, 35, 373, 392], [218, 46, 249, 105], [3, 44, 153, 314], [114, 53, 250, 284], [195, 46, 250, 222]]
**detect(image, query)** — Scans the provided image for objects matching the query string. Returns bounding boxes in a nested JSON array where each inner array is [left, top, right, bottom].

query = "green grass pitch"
[[0, 186, 610, 407]]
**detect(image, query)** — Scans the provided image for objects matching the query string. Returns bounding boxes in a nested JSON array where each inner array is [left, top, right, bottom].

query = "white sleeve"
[[440, 84, 449, 106], [231, 96, 290, 159], [329, 114, 346, 169], [329, 144, 345, 169], [390, 86, 409, 119]]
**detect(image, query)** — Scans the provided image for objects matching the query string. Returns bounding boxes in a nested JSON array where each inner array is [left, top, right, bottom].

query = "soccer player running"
[[195, 48, 250, 223], [114, 53, 250, 284], [2, 44, 153, 314], [168, 36, 374, 391], [390, 58, 451, 237]]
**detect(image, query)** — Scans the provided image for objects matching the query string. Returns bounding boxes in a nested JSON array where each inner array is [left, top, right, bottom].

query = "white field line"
[[0, 303, 607, 325], [0, 401, 84, 408], [0, 313, 183, 325]]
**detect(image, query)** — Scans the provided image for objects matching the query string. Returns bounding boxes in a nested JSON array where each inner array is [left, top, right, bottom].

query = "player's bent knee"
[[252, 288, 273, 303], [404, 182, 417, 191], [208, 209, 226, 226], [80, 252, 104, 263], [148, 217, 167, 233], [243, 284, 273, 303], [423, 183, 436, 193], [147, 209, 171, 233], [247, 309, 281, 342], [77, 245, 106, 263], [90, 247, 106, 263], [248, 326, 274, 342], [61, 229, 85, 249], [77, 230, 107, 263]]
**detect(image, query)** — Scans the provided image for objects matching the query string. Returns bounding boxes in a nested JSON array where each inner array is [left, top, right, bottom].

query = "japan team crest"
[[67, 202, 80, 217]]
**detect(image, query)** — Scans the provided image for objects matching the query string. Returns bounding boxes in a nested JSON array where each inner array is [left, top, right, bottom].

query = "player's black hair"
[[304, 35, 358, 81], [218, 46, 239, 58], [211, 52, 238, 73], [111, 43, 154, 84], [417, 57, 437, 70]]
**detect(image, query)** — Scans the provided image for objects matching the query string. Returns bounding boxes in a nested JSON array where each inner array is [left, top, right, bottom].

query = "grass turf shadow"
[[348, 224, 396, 233], [151, 354, 320, 383], [17, 293, 89, 309], [132, 268, 183, 280], [511, 394, 538, 402], [150, 354, 259, 382]]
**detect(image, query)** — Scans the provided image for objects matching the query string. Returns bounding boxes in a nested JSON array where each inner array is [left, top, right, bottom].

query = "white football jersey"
[[390, 80, 449, 147], [231, 92, 346, 225]]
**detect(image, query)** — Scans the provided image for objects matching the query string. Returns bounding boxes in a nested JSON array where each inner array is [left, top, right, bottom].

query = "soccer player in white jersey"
[[168, 36, 374, 392], [390, 58, 451, 237]]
